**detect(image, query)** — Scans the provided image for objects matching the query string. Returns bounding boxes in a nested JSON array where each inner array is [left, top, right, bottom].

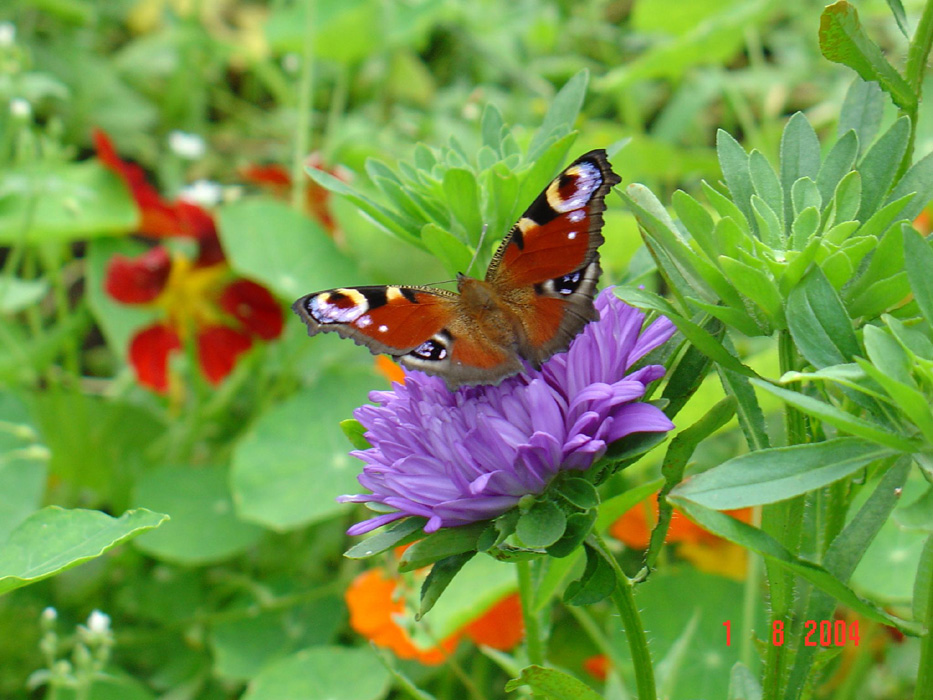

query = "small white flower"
[[86, 610, 110, 634], [9, 98, 31, 119], [179, 179, 223, 207], [0, 22, 15, 47], [41, 607, 57, 622], [168, 130, 206, 160], [282, 53, 300, 74]]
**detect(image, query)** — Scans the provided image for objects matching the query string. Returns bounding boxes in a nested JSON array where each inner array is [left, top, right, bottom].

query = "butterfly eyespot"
[[547, 161, 602, 213], [309, 289, 368, 324], [555, 270, 583, 295], [412, 338, 447, 361]]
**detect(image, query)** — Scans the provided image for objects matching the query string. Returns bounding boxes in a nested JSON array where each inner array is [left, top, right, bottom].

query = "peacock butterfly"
[[292, 149, 621, 389]]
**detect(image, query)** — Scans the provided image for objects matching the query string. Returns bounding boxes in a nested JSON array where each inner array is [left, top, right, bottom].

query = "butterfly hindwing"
[[486, 149, 620, 365], [292, 285, 523, 386]]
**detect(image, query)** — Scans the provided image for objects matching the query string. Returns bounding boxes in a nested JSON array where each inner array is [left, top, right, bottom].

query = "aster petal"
[[346, 512, 407, 536], [603, 403, 675, 443], [197, 325, 253, 385], [629, 315, 677, 364], [129, 323, 181, 393], [104, 247, 171, 304]]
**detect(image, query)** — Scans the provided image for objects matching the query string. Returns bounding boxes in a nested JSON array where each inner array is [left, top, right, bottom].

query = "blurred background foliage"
[[0, 0, 929, 698]]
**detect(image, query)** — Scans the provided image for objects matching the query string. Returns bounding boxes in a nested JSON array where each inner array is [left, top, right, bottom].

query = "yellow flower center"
[[154, 254, 230, 339]]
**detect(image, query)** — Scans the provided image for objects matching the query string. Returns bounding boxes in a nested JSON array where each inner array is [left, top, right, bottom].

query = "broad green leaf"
[[670, 499, 919, 634], [753, 379, 921, 452], [718, 366, 771, 451], [505, 666, 602, 700], [527, 69, 588, 160], [855, 117, 911, 221], [718, 255, 784, 325], [133, 465, 263, 565], [243, 646, 390, 700], [0, 507, 167, 595], [786, 267, 860, 368], [751, 195, 783, 249], [903, 226, 933, 329], [790, 206, 820, 251], [231, 366, 379, 531], [819, 2, 916, 111], [546, 509, 597, 558], [672, 437, 894, 509], [791, 177, 821, 221], [0, 395, 47, 542], [556, 479, 600, 510], [0, 162, 138, 243], [780, 113, 822, 231], [672, 189, 717, 261], [831, 170, 862, 224], [716, 129, 756, 233], [218, 199, 359, 300], [817, 130, 859, 205]]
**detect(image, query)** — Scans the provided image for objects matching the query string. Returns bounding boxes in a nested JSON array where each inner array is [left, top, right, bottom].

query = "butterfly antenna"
[[465, 223, 488, 277]]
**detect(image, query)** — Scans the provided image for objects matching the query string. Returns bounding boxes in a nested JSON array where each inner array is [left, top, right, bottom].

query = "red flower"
[[241, 153, 349, 237], [97, 130, 283, 393]]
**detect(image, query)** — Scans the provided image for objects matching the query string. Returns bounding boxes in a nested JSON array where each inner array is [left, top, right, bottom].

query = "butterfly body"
[[293, 150, 620, 389]]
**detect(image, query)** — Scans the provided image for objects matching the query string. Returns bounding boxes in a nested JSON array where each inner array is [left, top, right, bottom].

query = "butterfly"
[[292, 149, 621, 389]]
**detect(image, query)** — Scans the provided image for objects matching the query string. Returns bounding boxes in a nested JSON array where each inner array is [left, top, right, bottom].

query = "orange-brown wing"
[[485, 149, 620, 366], [292, 285, 523, 388]]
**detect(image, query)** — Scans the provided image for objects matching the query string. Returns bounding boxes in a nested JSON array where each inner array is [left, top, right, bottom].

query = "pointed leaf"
[[786, 267, 860, 368]]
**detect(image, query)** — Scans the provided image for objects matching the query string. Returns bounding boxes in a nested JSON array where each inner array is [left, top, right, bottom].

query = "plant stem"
[[915, 535, 933, 700], [516, 559, 545, 667], [897, 0, 933, 179], [291, 0, 315, 212], [739, 506, 762, 670], [589, 533, 656, 700]]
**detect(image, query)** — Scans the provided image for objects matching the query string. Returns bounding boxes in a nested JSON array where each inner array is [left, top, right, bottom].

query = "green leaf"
[[672, 189, 717, 261], [896, 487, 933, 533], [242, 646, 390, 700], [613, 287, 759, 377], [672, 437, 895, 509], [831, 170, 862, 224], [398, 522, 486, 571], [0, 162, 138, 243], [819, 1, 916, 111], [442, 168, 483, 243], [343, 517, 426, 559], [648, 397, 736, 568], [133, 465, 263, 565], [0, 278, 48, 314], [791, 207, 820, 251], [421, 223, 473, 276], [903, 226, 933, 328], [817, 130, 859, 205], [670, 499, 920, 634], [718, 255, 784, 325], [716, 129, 755, 233], [791, 177, 821, 221], [481, 104, 504, 152], [718, 366, 771, 451], [751, 195, 783, 249], [546, 509, 597, 558], [855, 116, 911, 221], [419, 552, 476, 617], [786, 267, 860, 368], [0, 507, 167, 595], [749, 150, 784, 230], [516, 132, 578, 214], [218, 199, 359, 300], [231, 367, 380, 531], [914, 535, 933, 626], [780, 113, 822, 232], [505, 665, 602, 700], [753, 379, 922, 452], [886, 0, 910, 36], [660, 317, 722, 418], [563, 542, 616, 606], [839, 79, 884, 153], [556, 479, 599, 510], [886, 149, 933, 222], [856, 355, 933, 443], [516, 500, 567, 548], [527, 69, 588, 160], [339, 419, 371, 451]]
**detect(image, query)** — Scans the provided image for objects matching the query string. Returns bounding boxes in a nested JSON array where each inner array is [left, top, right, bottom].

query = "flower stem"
[[915, 535, 933, 700], [897, 0, 933, 180], [589, 533, 656, 700], [291, 0, 315, 212], [516, 559, 545, 667]]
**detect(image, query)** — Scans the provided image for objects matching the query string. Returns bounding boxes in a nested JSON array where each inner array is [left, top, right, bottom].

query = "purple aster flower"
[[339, 288, 676, 535]]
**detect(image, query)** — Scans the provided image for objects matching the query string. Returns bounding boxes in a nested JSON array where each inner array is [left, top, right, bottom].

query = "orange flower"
[[610, 492, 752, 580], [583, 654, 609, 681], [345, 566, 524, 665]]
